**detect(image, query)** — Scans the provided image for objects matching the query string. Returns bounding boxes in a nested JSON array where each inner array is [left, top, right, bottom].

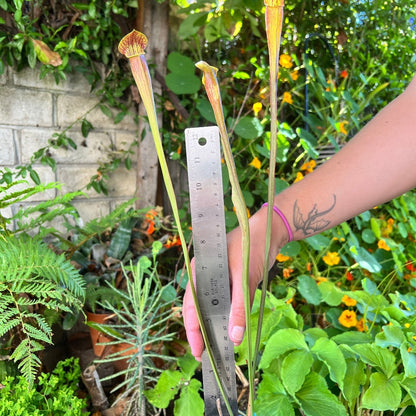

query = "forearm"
[[272, 75, 416, 247]]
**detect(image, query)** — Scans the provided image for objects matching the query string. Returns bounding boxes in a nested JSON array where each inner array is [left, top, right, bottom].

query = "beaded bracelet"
[[262, 203, 293, 242]]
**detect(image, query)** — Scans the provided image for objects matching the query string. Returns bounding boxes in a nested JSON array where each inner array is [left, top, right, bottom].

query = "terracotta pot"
[[111, 342, 138, 372], [85, 310, 114, 357]]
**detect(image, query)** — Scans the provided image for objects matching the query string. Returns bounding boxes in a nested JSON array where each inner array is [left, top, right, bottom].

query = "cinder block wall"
[[0, 65, 138, 229]]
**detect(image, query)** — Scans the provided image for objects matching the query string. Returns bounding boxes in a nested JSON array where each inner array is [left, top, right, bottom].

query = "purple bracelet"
[[262, 203, 293, 242]]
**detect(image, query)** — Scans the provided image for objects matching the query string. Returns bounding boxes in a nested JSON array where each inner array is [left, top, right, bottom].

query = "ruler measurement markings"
[[185, 126, 237, 416]]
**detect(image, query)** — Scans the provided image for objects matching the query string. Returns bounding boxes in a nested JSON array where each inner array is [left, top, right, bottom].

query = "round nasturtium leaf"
[[165, 72, 201, 95], [167, 51, 196, 75], [233, 116, 264, 139]]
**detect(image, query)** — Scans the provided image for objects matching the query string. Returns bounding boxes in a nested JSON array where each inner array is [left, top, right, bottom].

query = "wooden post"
[[136, 0, 169, 209]]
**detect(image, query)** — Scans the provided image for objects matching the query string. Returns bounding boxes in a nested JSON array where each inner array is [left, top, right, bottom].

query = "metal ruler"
[[185, 126, 238, 416]]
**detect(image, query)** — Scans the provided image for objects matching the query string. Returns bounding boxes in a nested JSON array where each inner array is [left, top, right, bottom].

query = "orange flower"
[[282, 91, 293, 104], [300, 160, 316, 173], [346, 271, 354, 281], [249, 156, 262, 169], [340, 69, 348, 78], [356, 318, 368, 332], [146, 221, 155, 235], [279, 53, 293, 69], [164, 235, 181, 249], [294, 172, 304, 183], [378, 239, 391, 251], [316, 276, 328, 285], [291, 70, 299, 81], [338, 310, 357, 328], [339, 121, 348, 135], [283, 268, 294, 279], [342, 295, 357, 307], [276, 253, 290, 262], [323, 251, 341, 266]]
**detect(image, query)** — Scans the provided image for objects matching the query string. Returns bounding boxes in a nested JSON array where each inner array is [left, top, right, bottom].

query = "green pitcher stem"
[[254, 0, 285, 386]]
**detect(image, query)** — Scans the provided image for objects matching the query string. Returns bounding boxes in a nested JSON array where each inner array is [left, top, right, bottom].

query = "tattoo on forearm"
[[293, 194, 337, 236]]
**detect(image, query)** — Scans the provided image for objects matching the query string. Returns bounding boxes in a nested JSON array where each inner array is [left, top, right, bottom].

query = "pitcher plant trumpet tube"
[[196, 60, 254, 413], [118, 30, 233, 416]]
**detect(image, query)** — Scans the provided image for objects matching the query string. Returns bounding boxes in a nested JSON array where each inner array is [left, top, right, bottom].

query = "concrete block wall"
[[0, 65, 138, 230]]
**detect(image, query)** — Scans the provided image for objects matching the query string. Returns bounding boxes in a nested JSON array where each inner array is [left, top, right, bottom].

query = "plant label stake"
[[185, 126, 238, 416]]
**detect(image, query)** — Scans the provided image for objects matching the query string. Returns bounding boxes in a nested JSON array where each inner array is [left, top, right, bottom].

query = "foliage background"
[[1, 0, 416, 414]]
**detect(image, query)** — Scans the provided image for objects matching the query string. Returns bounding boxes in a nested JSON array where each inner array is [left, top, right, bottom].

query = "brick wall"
[[0, 65, 138, 230]]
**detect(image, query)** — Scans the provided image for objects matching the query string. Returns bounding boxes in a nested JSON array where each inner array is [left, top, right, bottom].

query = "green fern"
[[0, 235, 86, 386], [0, 180, 82, 236]]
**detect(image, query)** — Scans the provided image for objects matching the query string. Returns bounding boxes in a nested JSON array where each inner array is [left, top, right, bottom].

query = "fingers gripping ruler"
[[185, 126, 238, 416]]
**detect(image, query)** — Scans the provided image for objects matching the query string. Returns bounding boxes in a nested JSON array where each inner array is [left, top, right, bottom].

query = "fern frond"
[[0, 234, 86, 385]]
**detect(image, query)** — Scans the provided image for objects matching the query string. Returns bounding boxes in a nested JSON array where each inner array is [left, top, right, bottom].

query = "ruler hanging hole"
[[198, 137, 207, 146]]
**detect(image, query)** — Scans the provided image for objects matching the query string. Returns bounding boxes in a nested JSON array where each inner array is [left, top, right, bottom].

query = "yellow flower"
[[294, 172, 304, 183], [300, 159, 316, 173], [249, 156, 262, 170], [279, 53, 293, 69], [342, 295, 357, 307], [291, 70, 299, 81], [378, 239, 391, 251], [339, 121, 348, 135], [338, 310, 358, 328], [276, 253, 291, 262], [282, 91, 293, 104], [323, 252, 341, 266], [356, 318, 368, 332], [316, 276, 328, 285], [405, 323, 411, 328], [286, 297, 293, 304], [252, 102, 262, 116]]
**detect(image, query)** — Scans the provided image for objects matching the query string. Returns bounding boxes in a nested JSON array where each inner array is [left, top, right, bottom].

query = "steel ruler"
[[185, 126, 238, 416]]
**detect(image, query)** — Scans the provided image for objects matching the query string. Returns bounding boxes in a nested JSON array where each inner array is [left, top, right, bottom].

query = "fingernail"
[[231, 326, 245, 344]]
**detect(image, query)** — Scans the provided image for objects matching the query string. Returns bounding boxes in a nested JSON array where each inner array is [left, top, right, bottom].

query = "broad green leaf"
[[296, 372, 348, 416], [281, 349, 313, 396], [402, 377, 416, 407], [349, 245, 381, 273], [144, 370, 182, 408], [362, 228, 376, 244], [255, 372, 293, 416], [254, 393, 295, 416], [165, 72, 200, 95], [332, 331, 373, 346], [196, 98, 216, 123], [304, 327, 328, 347], [305, 234, 331, 250], [279, 241, 301, 257], [233, 116, 264, 139], [259, 328, 308, 370], [375, 325, 405, 348], [311, 337, 346, 389], [178, 12, 208, 39], [173, 379, 204, 416], [318, 281, 344, 306], [361, 372, 401, 411], [342, 359, 366, 404], [400, 343, 416, 378], [167, 51, 196, 75], [235, 307, 283, 365], [351, 344, 396, 378], [178, 352, 200, 380], [297, 275, 322, 305]]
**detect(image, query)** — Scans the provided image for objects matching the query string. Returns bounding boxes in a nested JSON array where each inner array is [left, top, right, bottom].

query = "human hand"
[[183, 206, 285, 360]]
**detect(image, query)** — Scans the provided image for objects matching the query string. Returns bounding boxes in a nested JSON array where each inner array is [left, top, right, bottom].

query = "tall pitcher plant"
[[119, 0, 285, 411], [118, 31, 234, 415], [196, 1, 285, 413]]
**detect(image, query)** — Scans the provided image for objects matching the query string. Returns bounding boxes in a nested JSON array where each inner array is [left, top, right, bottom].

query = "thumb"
[[228, 270, 247, 345]]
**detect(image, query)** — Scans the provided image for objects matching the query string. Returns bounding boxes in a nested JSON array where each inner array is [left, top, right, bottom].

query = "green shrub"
[[0, 357, 88, 416]]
